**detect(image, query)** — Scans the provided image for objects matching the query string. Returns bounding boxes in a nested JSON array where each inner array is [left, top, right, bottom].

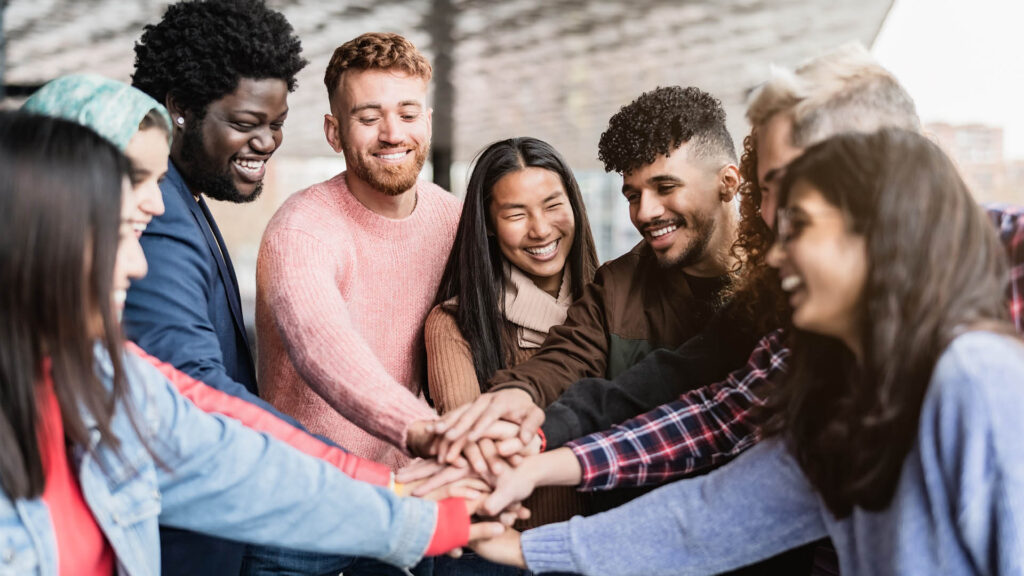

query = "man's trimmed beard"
[[656, 210, 716, 269], [179, 120, 263, 204], [347, 142, 430, 196]]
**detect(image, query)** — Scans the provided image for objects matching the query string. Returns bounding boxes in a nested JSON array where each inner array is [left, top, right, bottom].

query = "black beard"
[[656, 214, 716, 270], [178, 121, 262, 204]]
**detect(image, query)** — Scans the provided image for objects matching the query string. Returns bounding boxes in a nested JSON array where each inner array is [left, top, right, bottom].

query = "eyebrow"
[[763, 167, 784, 185], [495, 191, 565, 210], [350, 101, 423, 114], [622, 174, 683, 194]]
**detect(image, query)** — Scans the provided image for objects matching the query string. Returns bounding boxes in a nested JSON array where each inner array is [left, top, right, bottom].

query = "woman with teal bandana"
[[22, 73, 172, 235]]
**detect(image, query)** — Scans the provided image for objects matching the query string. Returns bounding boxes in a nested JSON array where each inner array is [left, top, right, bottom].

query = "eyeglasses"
[[775, 206, 846, 245]]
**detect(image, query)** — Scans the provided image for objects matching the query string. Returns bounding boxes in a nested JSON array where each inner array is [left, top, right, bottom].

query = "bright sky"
[[873, 0, 1024, 159]]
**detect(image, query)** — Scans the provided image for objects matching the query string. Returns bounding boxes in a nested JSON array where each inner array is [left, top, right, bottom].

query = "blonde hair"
[[746, 43, 919, 146]]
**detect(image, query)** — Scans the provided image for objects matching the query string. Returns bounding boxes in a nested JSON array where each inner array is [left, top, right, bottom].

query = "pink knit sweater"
[[256, 172, 461, 468]]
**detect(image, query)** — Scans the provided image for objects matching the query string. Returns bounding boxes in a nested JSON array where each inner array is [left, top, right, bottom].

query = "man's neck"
[[344, 172, 417, 219], [682, 207, 739, 278]]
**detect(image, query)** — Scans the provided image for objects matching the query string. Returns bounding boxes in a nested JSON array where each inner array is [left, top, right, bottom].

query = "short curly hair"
[[598, 86, 736, 175], [324, 33, 432, 103], [132, 0, 307, 116]]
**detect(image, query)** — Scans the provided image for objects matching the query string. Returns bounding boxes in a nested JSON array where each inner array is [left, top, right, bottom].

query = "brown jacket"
[[489, 242, 727, 407], [424, 305, 593, 529]]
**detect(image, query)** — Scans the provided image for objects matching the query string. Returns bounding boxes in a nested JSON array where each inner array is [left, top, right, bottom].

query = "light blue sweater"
[[522, 331, 1024, 575]]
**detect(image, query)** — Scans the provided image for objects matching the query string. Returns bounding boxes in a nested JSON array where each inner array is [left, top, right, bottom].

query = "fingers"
[[465, 402, 510, 442], [395, 458, 443, 484], [442, 434, 470, 465], [462, 440, 489, 477], [468, 521, 506, 543], [431, 402, 470, 436], [517, 407, 545, 445], [477, 438, 507, 476], [494, 436, 526, 458], [410, 463, 471, 497], [443, 397, 492, 442]]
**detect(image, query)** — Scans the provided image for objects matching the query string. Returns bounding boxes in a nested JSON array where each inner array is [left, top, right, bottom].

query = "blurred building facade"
[[927, 121, 1022, 204]]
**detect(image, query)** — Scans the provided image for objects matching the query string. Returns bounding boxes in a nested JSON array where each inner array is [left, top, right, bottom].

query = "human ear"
[[718, 164, 741, 202], [323, 114, 343, 154]]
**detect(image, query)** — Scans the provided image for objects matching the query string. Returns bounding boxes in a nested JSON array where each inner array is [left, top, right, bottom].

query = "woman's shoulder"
[[425, 302, 462, 341], [928, 330, 1024, 420], [938, 331, 1024, 379]]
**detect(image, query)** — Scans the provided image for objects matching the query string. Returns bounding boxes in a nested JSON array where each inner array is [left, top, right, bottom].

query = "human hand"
[[430, 389, 544, 464], [406, 419, 439, 458], [468, 526, 527, 569], [397, 458, 475, 497], [407, 475, 491, 503], [455, 422, 545, 480], [479, 457, 539, 517]]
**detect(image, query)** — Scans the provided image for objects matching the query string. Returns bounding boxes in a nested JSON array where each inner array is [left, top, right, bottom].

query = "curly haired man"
[[457, 87, 743, 420]]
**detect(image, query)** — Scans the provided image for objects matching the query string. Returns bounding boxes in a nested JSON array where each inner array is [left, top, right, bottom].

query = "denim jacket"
[[0, 345, 438, 575]]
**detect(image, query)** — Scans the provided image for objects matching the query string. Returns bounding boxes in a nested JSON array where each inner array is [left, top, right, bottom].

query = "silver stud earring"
[[176, 117, 185, 126]]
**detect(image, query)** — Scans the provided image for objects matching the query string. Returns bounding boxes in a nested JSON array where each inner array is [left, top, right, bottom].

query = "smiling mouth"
[[780, 275, 803, 292], [375, 151, 410, 162], [649, 224, 678, 238], [524, 239, 559, 257], [112, 289, 128, 307], [233, 158, 267, 181]]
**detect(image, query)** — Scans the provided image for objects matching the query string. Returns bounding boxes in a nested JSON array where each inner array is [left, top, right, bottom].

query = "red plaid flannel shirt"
[[568, 204, 1024, 491]]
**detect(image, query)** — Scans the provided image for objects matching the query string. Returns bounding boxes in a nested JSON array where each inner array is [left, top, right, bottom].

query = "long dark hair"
[[434, 137, 599, 389], [724, 130, 790, 334], [0, 112, 131, 499], [765, 129, 1011, 517]]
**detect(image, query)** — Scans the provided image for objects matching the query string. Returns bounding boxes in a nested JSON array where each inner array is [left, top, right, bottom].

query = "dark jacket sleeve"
[[487, 265, 615, 407], [541, 303, 761, 448], [122, 185, 318, 437]]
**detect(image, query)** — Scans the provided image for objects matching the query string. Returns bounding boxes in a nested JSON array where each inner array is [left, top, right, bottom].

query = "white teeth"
[[377, 152, 406, 160], [112, 289, 128, 305], [525, 241, 557, 256], [780, 275, 803, 292], [650, 225, 678, 238], [132, 222, 147, 233], [234, 159, 265, 172]]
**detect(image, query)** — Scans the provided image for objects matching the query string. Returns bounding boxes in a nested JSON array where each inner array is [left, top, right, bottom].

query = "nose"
[[135, 181, 165, 218], [250, 126, 280, 155], [766, 238, 785, 269], [378, 114, 406, 145], [527, 213, 553, 239], [634, 190, 664, 224]]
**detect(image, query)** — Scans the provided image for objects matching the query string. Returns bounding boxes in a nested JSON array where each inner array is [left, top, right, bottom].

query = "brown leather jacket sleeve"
[[488, 266, 613, 407]]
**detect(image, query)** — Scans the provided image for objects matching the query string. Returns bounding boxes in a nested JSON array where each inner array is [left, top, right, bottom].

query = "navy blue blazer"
[[124, 162, 328, 576], [124, 162, 258, 399]]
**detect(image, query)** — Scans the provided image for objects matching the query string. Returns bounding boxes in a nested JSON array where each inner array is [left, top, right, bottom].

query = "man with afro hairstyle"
[[123, 2, 388, 576], [432, 87, 742, 481]]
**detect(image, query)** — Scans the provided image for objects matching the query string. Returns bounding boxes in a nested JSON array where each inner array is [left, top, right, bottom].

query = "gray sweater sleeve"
[[521, 438, 826, 575]]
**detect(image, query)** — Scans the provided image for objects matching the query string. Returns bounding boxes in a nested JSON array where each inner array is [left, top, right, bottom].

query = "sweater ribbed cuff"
[[521, 522, 580, 574], [424, 498, 470, 556]]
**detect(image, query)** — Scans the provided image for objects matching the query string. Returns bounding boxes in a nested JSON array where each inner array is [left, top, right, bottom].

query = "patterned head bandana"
[[22, 73, 172, 152]]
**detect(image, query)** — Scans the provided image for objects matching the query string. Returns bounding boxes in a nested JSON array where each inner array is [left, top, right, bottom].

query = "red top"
[[38, 364, 115, 576]]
